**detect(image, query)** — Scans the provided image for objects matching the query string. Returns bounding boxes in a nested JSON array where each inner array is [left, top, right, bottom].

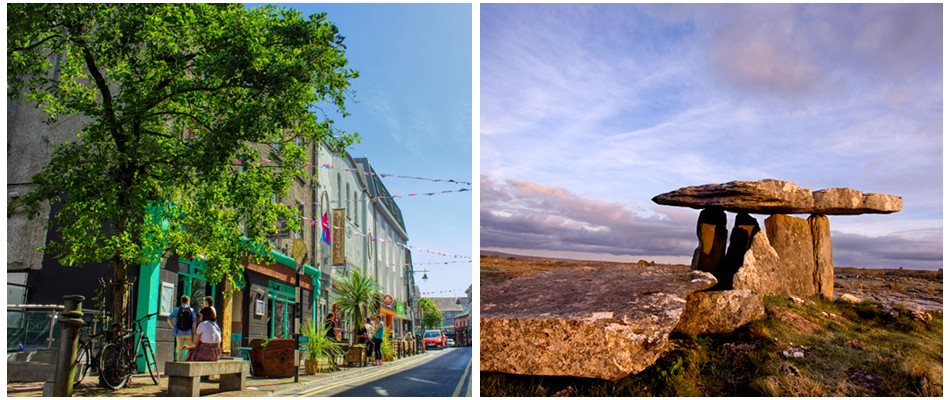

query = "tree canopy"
[[419, 297, 442, 330], [8, 3, 359, 321]]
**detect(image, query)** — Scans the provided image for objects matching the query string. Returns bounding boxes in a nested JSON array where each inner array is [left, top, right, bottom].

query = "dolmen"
[[652, 179, 902, 299], [480, 179, 902, 381]]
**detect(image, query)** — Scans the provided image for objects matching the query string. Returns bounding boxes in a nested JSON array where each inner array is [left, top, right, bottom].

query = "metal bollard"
[[51, 295, 86, 397]]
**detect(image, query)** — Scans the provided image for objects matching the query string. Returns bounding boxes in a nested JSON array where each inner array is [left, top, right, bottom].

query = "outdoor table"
[[234, 347, 254, 375]]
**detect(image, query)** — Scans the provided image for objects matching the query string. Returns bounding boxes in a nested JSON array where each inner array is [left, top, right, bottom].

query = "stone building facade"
[[8, 87, 414, 370]]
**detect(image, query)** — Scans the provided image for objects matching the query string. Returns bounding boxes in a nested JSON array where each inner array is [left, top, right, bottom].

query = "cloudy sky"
[[481, 4, 942, 270], [263, 3, 473, 295]]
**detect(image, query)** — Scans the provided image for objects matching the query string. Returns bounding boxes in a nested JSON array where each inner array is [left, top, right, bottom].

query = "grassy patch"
[[482, 296, 942, 396]]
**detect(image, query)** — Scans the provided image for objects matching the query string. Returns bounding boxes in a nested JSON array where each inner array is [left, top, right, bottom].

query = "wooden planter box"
[[344, 345, 366, 366], [248, 339, 297, 378]]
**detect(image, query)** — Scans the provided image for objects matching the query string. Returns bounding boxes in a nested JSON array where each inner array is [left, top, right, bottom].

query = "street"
[[291, 347, 472, 397]]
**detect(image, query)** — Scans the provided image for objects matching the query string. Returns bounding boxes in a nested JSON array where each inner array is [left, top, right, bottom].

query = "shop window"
[[175, 259, 215, 313], [267, 280, 296, 339]]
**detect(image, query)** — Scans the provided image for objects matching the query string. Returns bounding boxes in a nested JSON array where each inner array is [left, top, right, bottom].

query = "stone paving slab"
[[6, 352, 433, 397]]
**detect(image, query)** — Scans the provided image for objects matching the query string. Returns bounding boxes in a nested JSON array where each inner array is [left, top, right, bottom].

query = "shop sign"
[[396, 301, 405, 315], [382, 294, 394, 306]]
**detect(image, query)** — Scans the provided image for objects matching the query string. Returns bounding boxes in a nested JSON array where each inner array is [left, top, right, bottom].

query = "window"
[[345, 184, 351, 219], [353, 191, 358, 224], [336, 174, 341, 206]]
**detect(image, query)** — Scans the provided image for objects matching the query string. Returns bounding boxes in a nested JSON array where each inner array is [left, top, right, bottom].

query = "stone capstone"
[[652, 179, 901, 215], [691, 209, 727, 273], [809, 215, 834, 300], [480, 265, 717, 380], [674, 289, 765, 336]]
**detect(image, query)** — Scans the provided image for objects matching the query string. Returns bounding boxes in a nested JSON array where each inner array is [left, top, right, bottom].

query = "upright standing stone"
[[764, 214, 817, 297], [716, 212, 759, 289], [692, 209, 727, 274], [809, 215, 834, 300], [733, 230, 780, 294]]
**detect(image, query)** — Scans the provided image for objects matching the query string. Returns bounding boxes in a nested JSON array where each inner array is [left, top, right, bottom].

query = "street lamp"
[[413, 268, 430, 282]]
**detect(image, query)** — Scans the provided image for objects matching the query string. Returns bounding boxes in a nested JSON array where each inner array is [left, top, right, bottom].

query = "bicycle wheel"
[[74, 340, 92, 387], [142, 338, 159, 385], [98, 343, 130, 390]]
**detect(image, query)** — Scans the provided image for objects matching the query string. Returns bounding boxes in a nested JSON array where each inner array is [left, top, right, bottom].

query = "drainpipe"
[[311, 139, 317, 322]]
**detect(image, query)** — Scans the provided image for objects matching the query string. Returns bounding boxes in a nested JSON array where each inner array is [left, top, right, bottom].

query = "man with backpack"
[[168, 295, 198, 361]]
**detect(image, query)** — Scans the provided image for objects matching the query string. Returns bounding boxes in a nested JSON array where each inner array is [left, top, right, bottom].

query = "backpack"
[[176, 306, 194, 331]]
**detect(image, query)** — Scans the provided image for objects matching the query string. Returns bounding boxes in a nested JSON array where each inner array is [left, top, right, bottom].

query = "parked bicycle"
[[98, 312, 159, 390], [74, 326, 109, 387]]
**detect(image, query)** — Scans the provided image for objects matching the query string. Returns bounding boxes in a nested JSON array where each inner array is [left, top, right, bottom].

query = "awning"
[[379, 308, 411, 320]]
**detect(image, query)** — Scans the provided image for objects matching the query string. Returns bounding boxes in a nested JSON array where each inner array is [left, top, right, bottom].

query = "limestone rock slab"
[[480, 265, 717, 380], [652, 179, 901, 215], [674, 289, 766, 335], [733, 230, 781, 295]]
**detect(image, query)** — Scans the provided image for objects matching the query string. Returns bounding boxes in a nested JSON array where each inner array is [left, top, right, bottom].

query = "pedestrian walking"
[[168, 295, 197, 361], [364, 317, 375, 361], [373, 315, 385, 366], [324, 313, 337, 341]]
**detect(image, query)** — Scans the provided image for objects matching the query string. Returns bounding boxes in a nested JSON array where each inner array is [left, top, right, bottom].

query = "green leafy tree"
[[331, 269, 380, 343], [419, 297, 442, 330], [7, 4, 359, 323]]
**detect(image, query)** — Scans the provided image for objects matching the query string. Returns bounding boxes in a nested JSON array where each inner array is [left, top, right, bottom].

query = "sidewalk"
[[7, 352, 437, 397]]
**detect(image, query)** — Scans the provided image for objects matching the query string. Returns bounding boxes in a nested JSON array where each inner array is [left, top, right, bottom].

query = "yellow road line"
[[450, 356, 472, 397], [293, 352, 439, 397]]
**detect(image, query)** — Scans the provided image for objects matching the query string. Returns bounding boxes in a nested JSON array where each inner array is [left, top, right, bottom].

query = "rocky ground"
[[481, 254, 943, 313], [833, 267, 942, 312], [480, 253, 943, 397]]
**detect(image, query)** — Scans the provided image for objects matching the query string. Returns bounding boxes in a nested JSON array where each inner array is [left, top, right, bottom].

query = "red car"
[[423, 330, 446, 349]]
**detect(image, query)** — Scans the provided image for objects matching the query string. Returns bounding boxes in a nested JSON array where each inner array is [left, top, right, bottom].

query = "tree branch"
[[8, 34, 65, 55]]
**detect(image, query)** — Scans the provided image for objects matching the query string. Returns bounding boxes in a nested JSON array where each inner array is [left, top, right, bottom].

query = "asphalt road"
[[295, 347, 472, 397]]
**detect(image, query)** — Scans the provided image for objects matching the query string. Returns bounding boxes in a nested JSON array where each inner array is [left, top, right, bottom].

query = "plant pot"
[[305, 359, 320, 375]]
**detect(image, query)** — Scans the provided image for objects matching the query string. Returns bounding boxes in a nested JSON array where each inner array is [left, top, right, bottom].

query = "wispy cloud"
[[481, 4, 942, 269]]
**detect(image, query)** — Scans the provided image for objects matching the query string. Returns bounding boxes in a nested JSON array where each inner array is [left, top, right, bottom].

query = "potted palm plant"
[[332, 269, 381, 365], [302, 320, 342, 374], [381, 326, 394, 361]]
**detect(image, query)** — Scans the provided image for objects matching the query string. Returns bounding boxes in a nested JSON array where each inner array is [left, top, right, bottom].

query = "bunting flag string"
[[234, 158, 470, 185], [380, 260, 472, 268], [412, 286, 471, 296], [297, 188, 469, 206], [298, 217, 472, 259], [319, 164, 470, 185]]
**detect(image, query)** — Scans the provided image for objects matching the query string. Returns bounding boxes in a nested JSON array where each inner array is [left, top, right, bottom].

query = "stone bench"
[[165, 359, 248, 397]]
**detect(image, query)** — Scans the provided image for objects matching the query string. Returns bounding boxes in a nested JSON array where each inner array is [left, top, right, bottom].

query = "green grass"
[[482, 296, 942, 397]]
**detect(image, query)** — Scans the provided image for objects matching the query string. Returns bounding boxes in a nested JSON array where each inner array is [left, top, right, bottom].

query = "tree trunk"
[[112, 258, 129, 328]]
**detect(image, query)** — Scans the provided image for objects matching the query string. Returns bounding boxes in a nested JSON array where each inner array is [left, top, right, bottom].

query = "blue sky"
[[481, 4, 942, 270], [259, 3, 473, 295]]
